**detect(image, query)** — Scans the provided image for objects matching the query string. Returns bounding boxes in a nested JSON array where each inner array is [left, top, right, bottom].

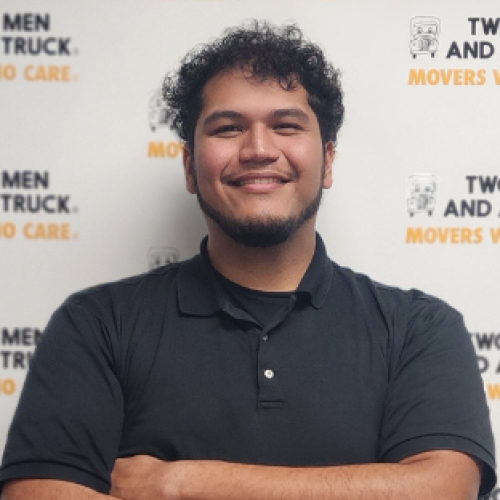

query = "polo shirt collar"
[[177, 233, 333, 316], [296, 233, 333, 309]]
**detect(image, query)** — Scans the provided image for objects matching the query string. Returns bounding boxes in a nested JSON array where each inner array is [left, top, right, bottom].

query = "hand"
[[111, 455, 190, 500]]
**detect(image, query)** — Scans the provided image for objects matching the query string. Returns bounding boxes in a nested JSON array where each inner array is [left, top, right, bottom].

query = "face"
[[183, 69, 334, 247]]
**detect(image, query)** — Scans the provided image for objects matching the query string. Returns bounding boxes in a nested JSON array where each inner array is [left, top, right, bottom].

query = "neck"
[[206, 219, 317, 292]]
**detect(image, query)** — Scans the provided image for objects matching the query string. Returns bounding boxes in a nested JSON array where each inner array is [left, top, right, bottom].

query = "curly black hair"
[[162, 21, 344, 150]]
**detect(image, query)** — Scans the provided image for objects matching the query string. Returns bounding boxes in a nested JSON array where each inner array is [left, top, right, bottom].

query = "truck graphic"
[[407, 174, 439, 217], [410, 17, 440, 58], [148, 246, 179, 270], [149, 88, 173, 132]]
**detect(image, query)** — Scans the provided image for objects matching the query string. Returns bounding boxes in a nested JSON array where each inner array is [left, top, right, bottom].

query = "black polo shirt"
[[0, 235, 496, 495]]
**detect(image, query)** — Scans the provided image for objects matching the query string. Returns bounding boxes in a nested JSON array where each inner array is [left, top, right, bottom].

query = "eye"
[[212, 125, 241, 137], [274, 123, 302, 134]]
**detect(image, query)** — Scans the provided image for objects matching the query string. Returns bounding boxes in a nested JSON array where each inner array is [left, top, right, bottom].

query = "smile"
[[228, 174, 291, 187], [234, 178, 288, 186]]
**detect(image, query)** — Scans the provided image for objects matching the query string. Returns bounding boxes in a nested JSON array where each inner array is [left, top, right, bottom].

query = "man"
[[0, 21, 496, 500]]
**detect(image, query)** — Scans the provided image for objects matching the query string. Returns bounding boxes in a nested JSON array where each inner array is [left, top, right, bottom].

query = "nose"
[[239, 125, 280, 164]]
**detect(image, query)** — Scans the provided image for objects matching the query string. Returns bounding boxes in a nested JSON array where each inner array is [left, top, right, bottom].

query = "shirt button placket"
[[257, 328, 281, 406]]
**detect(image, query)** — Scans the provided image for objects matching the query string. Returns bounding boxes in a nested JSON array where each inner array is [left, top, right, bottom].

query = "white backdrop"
[[1, 0, 498, 496]]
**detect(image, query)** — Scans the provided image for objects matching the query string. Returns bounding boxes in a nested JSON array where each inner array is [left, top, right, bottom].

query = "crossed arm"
[[1, 450, 482, 500]]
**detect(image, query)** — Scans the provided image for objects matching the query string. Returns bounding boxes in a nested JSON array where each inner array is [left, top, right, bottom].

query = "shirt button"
[[262, 335, 268, 341], [264, 369, 274, 379]]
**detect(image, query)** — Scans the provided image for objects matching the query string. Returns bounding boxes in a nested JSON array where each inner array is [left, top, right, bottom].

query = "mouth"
[[229, 177, 290, 187], [226, 170, 293, 188]]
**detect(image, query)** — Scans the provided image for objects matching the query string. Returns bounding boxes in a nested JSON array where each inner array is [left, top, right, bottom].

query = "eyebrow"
[[202, 110, 243, 127], [271, 108, 310, 122], [202, 108, 311, 127]]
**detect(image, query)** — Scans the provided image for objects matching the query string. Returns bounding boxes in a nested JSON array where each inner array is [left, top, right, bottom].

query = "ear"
[[322, 141, 334, 189], [183, 145, 196, 194]]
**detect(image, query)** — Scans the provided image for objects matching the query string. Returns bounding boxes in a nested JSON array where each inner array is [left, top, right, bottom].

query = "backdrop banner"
[[1, 1, 498, 497]]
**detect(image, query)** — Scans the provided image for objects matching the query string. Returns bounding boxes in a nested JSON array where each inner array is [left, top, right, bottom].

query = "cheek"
[[281, 140, 325, 179], [195, 141, 234, 184]]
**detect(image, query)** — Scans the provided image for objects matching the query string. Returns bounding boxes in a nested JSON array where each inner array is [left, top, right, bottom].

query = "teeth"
[[238, 178, 283, 186]]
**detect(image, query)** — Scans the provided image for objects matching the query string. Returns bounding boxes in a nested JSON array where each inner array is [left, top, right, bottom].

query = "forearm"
[[180, 452, 480, 500], [1, 479, 119, 500]]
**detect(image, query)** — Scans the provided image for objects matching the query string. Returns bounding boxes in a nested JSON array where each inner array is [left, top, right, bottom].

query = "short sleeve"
[[0, 298, 124, 494], [379, 294, 496, 497]]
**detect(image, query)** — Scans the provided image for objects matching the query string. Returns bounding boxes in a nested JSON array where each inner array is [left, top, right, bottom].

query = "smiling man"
[[0, 21, 496, 500], [184, 68, 334, 289], [187, 70, 332, 252]]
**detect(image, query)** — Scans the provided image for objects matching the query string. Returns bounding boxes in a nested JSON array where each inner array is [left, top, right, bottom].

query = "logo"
[[406, 174, 439, 217], [0, 327, 42, 396], [405, 174, 500, 245], [410, 17, 441, 58], [1, 13, 76, 56], [147, 87, 183, 159], [0, 12, 79, 83], [148, 246, 179, 270], [149, 88, 174, 132], [407, 17, 500, 85], [0, 170, 79, 241], [471, 332, 500, 402]]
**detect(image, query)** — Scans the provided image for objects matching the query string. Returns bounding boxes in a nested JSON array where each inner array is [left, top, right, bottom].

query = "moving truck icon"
[[410, 17, 440, 58], [149, 89, 173, 131], [407, 174, 439, 216], [149, 247, 179, 270]]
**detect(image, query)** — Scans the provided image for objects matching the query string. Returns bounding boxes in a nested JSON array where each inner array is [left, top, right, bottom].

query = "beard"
[[194, 174, 324, 248]]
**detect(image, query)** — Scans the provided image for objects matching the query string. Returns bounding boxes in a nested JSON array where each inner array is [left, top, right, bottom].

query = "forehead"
[[198, 69, 312, 118]]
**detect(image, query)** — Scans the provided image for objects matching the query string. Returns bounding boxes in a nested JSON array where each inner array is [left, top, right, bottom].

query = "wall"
[[1, 0, 498, 496]]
